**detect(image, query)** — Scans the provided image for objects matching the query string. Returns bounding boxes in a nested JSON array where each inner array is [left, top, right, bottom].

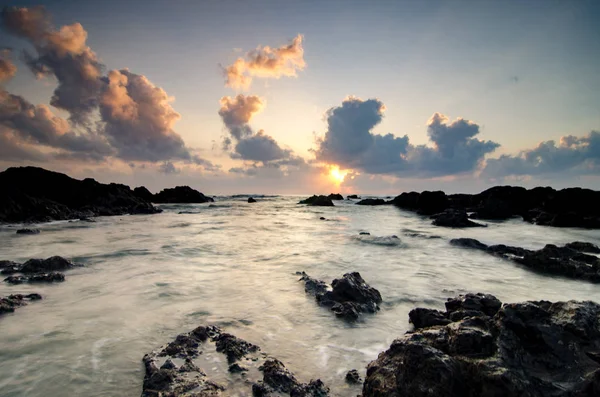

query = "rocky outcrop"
[[152, 186, 214, 204], [248, 197, 257, 203], [1, 256, 77, 285], [327, 193, 344, 200], [431, 209, 486, 228], [356, 198, 387, 206], [298, 195, 334, 206], [4, 272, 65, 284], [345, 369, 362, 384], [142, 325, 329, 397], [390, 191, 448, 215], [0, 166, 160, 223], [297, 272, 382, 320], [133, 186, 154, 202], [347, 195, 359, 199], [451, 238, 600, 282], [363, 294, 600, 397], [16, 228, 40, 234], [0, 293, 42, 316]]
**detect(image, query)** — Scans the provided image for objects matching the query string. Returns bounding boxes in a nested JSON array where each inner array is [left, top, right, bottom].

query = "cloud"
[[223, 34, 305, 89], [482, 131, 600, 179], [0, 48, 17, 82], [2, 6, 103, 124], [314, 97, 499, 177], [218, 94, 265, 140], [159, 161, 180, 174]]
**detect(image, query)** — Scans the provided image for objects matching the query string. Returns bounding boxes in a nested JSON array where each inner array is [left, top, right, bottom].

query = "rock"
[[450, 238, 489, 250], [16, 228, 40, 234], [4, 272, 65, 284], [356, 198, 387, 206], [408, 308, 451, 329], [300, 272, 382, 320], [260, 359, 329, 396], [79, 217, 95, 222], [133, 186, 154, 202], [19, 256, 75, 273], [248, 197, 257, 203], [390, 191, 449, 214], [153, 186, 214, 203], [0, 166, 161, 223], [566, 241, 600, 254], [298, 195, 334, 206], [359, 232, 370, 235], [347, 195, 359, 199], [327, 193, 344, 200], [228, 363, 248, 373], [431, 209, 486, 228], [0, 260, 20, 274], [0, 293, 42, 315], [319, 217, 326, 220], [345, 369, 361, 384], [364, 295, 600, 397], [214, 332, 260, 363]]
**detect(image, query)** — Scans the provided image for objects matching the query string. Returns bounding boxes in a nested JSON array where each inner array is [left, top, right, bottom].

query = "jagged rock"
[[4, 272, 65, 284], [409, 308, 451, 329], [0, 166, 160, 223], [215, 332, 260, 363], [363, 295, 600, 397], [566, 241, 600, 254], [260, 359, 329, 396], [327, 193, 344, 200], [228, 363, 248, 373], [431, 209, 485, 228], [299, 195, 334, 206], [0, 293, 42, 315], [16, 228, 40, 234], [356, 198, 387, 206], [451, 238, 600, 282], [299, 272, 382, 320], [153, 186, 213, 204], [0, 260, 20, 275], [19, 256, 75, 273], [248, 197, 257, 203], [133, 186, 154, 202], [345, 369, 361, 384]]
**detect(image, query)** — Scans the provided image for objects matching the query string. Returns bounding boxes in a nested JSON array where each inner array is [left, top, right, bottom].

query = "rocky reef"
[[451, 238, 600, 282], [298, 195, 334, 206], [297, 272, 382, 320], [0, 293, 42, 316], [363, 293, 600, 396], [0, 166, 160, 223], [150, 186, 214, 204], [2, 256, 77, 285]]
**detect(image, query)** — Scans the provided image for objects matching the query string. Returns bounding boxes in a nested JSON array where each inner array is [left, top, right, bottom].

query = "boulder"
[[345, 369, 361, 384], [566, 241, 600, 254], [133, 186, 154, 202], [16, 228, 40, 234], [347, 195, 359, 199], [356, 198, 387, 206], [19, 256, 75, 273], [363, 295, 600, 397], [327, 193, 344, 200], [298, 195, 334, 206], [153, 186, 214, 203], [0, 293, 42, 315], [248, 197, 257, 203], [0, 166, 160, 223], [431, 209, 485, 228], [416, 191, 449, 215]]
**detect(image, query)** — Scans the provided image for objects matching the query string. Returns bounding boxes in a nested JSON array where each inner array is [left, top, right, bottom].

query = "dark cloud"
[[482, 131, 600, 178], [159, 161, 180, 174], [0, 127, 48, 161], [0, 48, 17, 82], [223, 35, 305, 90], [234, 130, 292, 162], [2, 6, 103, 124], [314, 97, 499, 177], [218, 94, 264, 140]]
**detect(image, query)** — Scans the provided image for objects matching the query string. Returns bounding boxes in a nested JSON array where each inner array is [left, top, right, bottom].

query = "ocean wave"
[[352, 234, 406, 247]]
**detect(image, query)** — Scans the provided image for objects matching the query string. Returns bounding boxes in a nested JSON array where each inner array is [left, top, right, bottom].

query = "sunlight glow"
[[328, 165, 348, 184]]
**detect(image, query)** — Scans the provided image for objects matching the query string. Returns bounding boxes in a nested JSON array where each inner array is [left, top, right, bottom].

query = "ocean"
[[1, 196, 599, 396]]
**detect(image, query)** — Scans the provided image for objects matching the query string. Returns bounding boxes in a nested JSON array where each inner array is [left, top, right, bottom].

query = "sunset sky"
[[1, 0, 599, 194]]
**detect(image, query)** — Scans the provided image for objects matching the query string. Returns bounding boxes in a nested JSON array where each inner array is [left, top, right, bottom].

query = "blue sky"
[[1, 0, 599, 194]]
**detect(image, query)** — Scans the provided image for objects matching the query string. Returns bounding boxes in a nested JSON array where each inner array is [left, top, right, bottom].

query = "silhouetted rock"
[[431, 209, 485, 228], [4, 272, 65, 284], [16, 228, 40, 234], [363, 295, 600, 397], [566, 241, 600, 253], [359, 232, 370, 235], [299, 272, 382, 320], [319, 217, 326, 220], [327, 193, 344, 200], [345, 369, 361, 384], [133, 186, 154, 202], [19, 256, 75, 273], [356, 198, 387, 206], [153, 186, 214, 203], [0, 166, 160, 223], [451, 238, 600, 282], [347, 194, 359, 199], [0, 293, 42, 316], [248, 197, 257, 203], [299, 195, 334, 206]]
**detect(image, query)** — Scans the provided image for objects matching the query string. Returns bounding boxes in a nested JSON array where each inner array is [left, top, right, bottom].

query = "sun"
[[329, 165, 348, 184]]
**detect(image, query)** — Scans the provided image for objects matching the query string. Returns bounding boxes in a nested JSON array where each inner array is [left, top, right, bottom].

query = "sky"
[[0, 0, 599, 195]]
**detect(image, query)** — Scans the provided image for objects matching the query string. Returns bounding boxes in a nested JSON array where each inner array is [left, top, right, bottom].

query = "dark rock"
[[356, 198, 387, 206], [299, 195, 334, 206], [327, 193, 344, 200], [566, 241, 600, 254], [78, 217, 95, 222], [16, 228, 40, 234], [214, 332, 260, 363], [4, 272, 65, 284], [389, 191, 420, 210], [416, 191, 449, 215], [19, 256, 74, 273], [409, 308, 451, 329], [431, 209, 486, 228], [229, 363, 248, 373], [248, 197, 257, 203], [363, 295, 600, 397], [345, 369, 361, 384], [133, 186, 154, 202], [450, 238, 489, 250], [252, 382, 272, 396], [347, 195, 359, 199], [445, 293, 502, 317], [0, 260, 20, 275], [260, 358, 299, 393], [0, 293, 42, 315], [319, 217, 326, 220], [359, 232, 370, 235], [0, 166, 161, 223], [300, 272, 382, 320], [153, 186, 214, 204]]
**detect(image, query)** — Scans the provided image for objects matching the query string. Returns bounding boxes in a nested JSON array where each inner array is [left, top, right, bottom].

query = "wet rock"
[[248, 197, 257, 203], [260, 359, 329, 396], [19, 256, 75, 273], [445, 293, 502, 317], [133, 186, 154, 202], [431, 209, 485, 228], [0, 260, 20, 275], [215, 332, 260, 363], [16, 228, 40, 234], [451, 238, 600, 282], [345, 369, 361, 384], [0, 293, 42, 315], [359, 232, 370, 235], [4, 272, 65, 284], [363, 295, 600, 397], [327, 193, 344, 200], [319, 217, 326, 220], [300, 272, 382, 320], [229, 363, 248, 373], [298, 195, 334, 206], [79, 217, 95, 222], [252, 382, 272, 396], [356, 198, 387, 206], [409, 308, 451, 329], [153, 186, 214, 204], [347, 194, 359, 199], [566, 241, 600, 254]]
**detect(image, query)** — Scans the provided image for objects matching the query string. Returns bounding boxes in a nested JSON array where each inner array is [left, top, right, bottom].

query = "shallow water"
[[1, 196, 599, 396]]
